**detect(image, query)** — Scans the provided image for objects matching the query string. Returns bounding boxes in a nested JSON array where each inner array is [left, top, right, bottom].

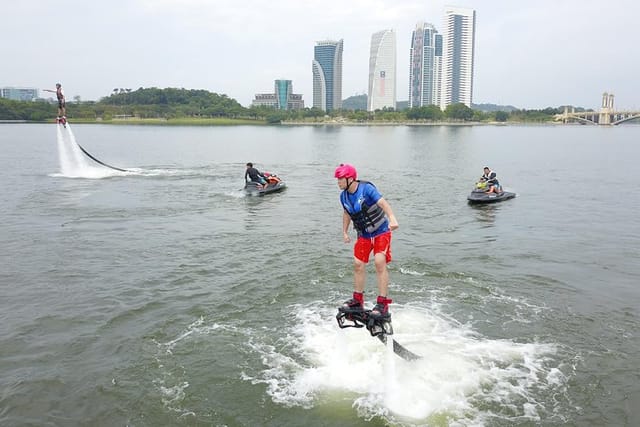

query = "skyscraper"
[[274, 80, 304, 110], [312, 39, 343, 111], [368, 29, 396, 111], [432, 33, 443, 107], [275, 80, 292, 110], [408, 23, 439, 108], [252, 79, 304, 110], [440, 7, 476, 109]]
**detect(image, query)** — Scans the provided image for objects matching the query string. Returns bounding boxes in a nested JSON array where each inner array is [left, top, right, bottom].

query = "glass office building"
[[312, 39, 343, 111], [252, 80, 304, 110]]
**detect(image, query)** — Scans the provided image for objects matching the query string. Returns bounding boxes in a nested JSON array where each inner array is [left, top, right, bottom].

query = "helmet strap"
[[346, 178, 355, 191]]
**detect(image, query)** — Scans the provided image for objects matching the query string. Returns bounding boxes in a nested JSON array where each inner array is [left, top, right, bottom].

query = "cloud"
[[2, 0, 639, 108]]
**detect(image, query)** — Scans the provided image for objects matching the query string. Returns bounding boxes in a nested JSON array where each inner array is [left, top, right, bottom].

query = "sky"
[[4, 0, 639, 110]]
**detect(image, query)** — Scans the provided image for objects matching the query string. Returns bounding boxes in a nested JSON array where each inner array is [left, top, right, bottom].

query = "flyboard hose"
[[61, 123, 128, 172], [75, 142, 128, 172]]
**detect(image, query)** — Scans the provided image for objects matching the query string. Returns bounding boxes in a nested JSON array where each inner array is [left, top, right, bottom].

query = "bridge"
[[555, 93, 640, 125]]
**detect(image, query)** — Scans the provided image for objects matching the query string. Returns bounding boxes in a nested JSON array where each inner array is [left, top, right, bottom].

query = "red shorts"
[[354, 231, 392, 264]]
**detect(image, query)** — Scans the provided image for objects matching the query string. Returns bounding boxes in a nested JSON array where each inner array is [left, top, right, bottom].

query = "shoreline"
[[1, 118, 565, 126]]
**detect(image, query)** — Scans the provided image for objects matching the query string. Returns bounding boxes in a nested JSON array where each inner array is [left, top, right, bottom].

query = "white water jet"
[[55, 124, 120, 178]]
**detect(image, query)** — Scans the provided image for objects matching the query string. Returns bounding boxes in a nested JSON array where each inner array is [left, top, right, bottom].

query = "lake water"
[[1, 123, 639, 426]]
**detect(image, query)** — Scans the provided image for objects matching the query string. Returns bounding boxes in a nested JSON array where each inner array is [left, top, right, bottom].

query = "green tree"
[[444, 103, 474, 121], [494, 111, 509, 122], [349, 110, 369, 122], [265, 110, 287, 124], [303, 107, 325, 119], [405, 105, 443, 120], [472, 110, 490, 121]]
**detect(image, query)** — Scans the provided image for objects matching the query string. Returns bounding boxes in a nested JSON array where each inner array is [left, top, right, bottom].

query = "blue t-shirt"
[[340, 182, 389, 238]]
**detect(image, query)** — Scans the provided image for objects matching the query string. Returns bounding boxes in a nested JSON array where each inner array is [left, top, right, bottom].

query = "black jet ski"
[[244, 177, 286, 196], [467, 181, 515, 204]]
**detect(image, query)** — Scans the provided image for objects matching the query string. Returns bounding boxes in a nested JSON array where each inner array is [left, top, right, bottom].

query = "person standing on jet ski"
[[335, 163, 399, 321], [245, 162, 267, 187], [481, 166, 502, 194]]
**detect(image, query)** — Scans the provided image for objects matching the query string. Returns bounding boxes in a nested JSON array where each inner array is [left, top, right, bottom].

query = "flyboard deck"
[[336, 307, 421, 361]]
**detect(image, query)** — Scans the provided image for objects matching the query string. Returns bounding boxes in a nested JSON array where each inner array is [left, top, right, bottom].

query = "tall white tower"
[[368, 29, 397, 111], [440, 7, 476, 109]]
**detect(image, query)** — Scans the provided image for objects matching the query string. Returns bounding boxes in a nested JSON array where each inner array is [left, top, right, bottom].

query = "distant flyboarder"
[[43, 83, 66, 126]]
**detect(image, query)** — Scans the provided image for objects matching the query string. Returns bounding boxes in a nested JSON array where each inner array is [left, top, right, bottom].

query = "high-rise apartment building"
[[368, 29, 396, 111], [312, 39, 343, 111], [440, 7, 476, 109], [432, 33, 443, 107], [408, 23, 440, 108]]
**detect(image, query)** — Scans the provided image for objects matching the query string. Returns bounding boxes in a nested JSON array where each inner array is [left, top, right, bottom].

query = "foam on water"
[[140, 286, 569, 424], [150, 317, 237, 418], [245, 303, 565, 425]]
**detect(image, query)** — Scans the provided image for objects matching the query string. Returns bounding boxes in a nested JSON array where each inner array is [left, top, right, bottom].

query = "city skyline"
[[3, 0, 640, 110]]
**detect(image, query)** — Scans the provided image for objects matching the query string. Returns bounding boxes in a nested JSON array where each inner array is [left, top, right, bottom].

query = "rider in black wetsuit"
[[245, 162, 267, 187]]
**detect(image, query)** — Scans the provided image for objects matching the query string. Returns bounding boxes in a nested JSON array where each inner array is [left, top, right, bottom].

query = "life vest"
[[483, 170, 498, 184], [265, 173, 281, 184], [340, 181, 386, 235]]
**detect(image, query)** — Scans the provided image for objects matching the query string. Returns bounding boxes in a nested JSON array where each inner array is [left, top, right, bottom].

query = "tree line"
[[0, 87, 565, 124], [260, 104, 565, 124]]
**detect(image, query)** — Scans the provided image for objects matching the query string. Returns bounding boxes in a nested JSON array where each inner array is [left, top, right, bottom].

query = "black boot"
[[369, 296, 392, 320]]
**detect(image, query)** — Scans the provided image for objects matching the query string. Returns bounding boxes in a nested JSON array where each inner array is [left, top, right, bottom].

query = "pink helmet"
[[334, 163, 357, 179]]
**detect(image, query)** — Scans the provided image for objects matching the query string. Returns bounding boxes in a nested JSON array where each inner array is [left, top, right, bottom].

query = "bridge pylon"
[[599, 92, 614, 125], [556, 93, 640, 125]]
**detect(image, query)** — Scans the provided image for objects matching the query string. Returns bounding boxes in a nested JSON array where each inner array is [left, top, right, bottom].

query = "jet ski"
[[467, 181, 515, 204], [244, 173, 286, 196]]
